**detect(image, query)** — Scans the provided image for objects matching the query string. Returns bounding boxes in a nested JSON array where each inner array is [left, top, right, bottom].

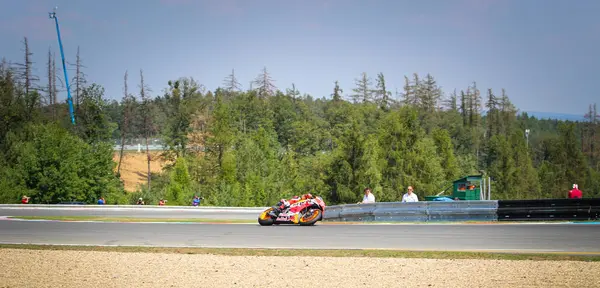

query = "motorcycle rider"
[[268, 193, 314, 218]]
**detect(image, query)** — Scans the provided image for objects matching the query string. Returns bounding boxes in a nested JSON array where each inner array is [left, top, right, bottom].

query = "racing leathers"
[[268, 194, 313, 218]]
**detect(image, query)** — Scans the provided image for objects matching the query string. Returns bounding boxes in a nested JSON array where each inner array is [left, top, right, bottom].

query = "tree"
[[165, 157, 193, 205], [557, 122, 589, 195], [584, 103, 599, 166], [420, 73, 441, 113], [468, 82, 482, 128], [402, 75, 417, 106], [510, 130, 540, 199], [351, 72, 373, 103], [460, 90, 468, 126], [286, 83, 300, 102], [139, 70, 154, 191], [0, 59, 24, 148], [206, 93, 237, 173], [485, 88, 499, 138], [70, 46, 87, 111], [163, 77, 203, 158], [432, 128, 459, 181], [46, 49, 56, 120], [418, 73, 442, 133], [76, 84, 115, 144], [51, 52, 58, 117], [443, 89, 458, 112], [15, 37, 39, 98], [374, 72, 391, 110], [15, 37, 41, 122], [222, 68, 242, 97], [117, 71, 137, 176], [499, 89, 517, 134], [252, 66, 276, 98], [331, 81, 343, 102], [0, 123, 123, 204]]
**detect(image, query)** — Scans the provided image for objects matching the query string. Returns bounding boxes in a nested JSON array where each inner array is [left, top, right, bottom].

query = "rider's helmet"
[[301, 193, 313, 200]]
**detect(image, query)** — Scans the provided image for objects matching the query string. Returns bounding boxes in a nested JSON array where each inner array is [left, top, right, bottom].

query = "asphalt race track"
[[0, 206, 260, 220], [1, 219, 599, 254]]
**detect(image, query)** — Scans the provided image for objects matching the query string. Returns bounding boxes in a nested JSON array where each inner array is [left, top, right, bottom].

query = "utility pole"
[[49, 7, 75, 125]]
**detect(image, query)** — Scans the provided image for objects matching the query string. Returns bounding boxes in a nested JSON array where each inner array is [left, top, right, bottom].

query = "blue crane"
[[49, 7, 75, 125]]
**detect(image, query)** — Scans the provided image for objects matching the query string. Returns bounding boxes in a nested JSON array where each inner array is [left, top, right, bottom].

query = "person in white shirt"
[[402, 186, 419, 202], [359, 187, 376, 204]]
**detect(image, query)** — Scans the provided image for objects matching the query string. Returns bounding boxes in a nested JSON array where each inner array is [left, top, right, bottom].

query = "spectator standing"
[[402, 186, 419, 202], [568, 184, 583, 199], [158, 199, 166, 206], [97, 197, 105, 205], [21, 195, 30, 204], [358, 188, 376, 204]]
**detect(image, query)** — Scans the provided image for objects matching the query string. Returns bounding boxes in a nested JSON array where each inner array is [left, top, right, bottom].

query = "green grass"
[[9, 216, 255, 223], [1, 244, 599, 262]]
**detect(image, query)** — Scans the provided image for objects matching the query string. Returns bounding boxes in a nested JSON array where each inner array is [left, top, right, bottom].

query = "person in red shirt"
[[568, 184, 582, 199], [21, 195, 30, 204]]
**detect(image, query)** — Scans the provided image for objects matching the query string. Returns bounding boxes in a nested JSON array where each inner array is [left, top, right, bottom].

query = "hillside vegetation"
[[1, 39, 599, 205], [111, 152, 169, 192]]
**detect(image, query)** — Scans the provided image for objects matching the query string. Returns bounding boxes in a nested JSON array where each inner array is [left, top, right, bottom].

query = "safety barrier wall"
[[497, 198, 600, 221], [322, 200, 499, 222]]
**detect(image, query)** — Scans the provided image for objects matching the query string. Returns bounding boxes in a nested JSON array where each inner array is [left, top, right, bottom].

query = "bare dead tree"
[[117, 70, 132, 176], [46, 49, 54, 116], [139, 69, 154, 191], [44, 49, 60, 121], [14, 37, 41, 121], [252, 66, 276, 98], [222, 68, 242, 96], [19, 37, 35, 95], [71, 46, 87, 111], [584, 103, 600, 166], [52, 52, 58, 111]]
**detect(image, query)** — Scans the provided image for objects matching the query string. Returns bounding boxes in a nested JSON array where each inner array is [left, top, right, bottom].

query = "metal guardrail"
[[3, 202, 498, 222], [323, 201, 498, 222], [5, 199, 600, 222], [497, 198, 600, 221]]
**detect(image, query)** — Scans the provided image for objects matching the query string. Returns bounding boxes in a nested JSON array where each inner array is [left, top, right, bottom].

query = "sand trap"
[[0, 249, 598, 288]]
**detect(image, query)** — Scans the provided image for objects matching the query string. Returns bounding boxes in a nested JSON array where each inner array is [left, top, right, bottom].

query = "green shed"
[[452, 175, 483, 200]]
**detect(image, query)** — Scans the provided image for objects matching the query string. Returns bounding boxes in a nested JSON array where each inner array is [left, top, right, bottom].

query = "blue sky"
[[1, 0, 599, 115]]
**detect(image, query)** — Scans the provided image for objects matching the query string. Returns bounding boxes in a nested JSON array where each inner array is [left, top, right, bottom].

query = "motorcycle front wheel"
[[298, 209, 321, 226], [258, 208, 275, 226]]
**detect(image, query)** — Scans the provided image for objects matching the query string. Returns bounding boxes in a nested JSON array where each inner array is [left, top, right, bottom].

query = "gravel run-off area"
[[1, 249, 599, 288]]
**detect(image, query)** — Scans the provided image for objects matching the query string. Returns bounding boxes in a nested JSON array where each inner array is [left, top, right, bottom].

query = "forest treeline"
[[1, 38, 599, 205]]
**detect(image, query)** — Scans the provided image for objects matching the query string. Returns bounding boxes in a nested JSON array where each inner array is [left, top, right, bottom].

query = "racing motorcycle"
[[258, 196, 326, 226]]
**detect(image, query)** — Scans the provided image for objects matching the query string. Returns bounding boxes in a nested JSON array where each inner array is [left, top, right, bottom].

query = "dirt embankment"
[[1, 249, 598, 288], [113, 151, 169, 192]]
